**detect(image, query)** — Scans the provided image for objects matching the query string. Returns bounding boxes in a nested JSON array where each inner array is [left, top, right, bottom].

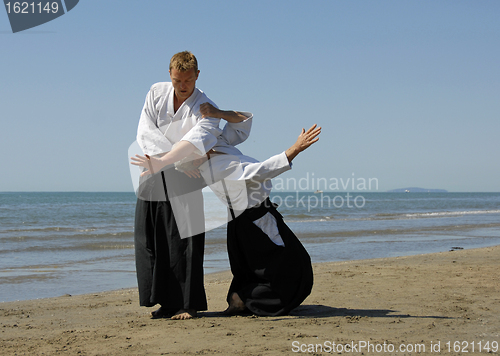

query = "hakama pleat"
[[226, 199, 313, 316]]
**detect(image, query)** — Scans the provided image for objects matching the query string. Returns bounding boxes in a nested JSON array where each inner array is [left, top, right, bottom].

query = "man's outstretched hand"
[[285, 124, 322, 163], [295, 124, 321, 152]]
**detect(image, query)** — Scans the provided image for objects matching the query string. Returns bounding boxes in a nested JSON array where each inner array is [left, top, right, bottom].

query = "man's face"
[[170, 68, 199, 103]]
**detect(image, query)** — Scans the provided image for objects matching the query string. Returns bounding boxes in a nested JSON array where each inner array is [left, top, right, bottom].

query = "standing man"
[[134, 51, 222, 320]]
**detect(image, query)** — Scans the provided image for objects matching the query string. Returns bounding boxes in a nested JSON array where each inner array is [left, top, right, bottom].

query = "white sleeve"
[[226, 152, 291, 182], [136, 86, 173, 156], [219, 113, 253, 146], [180, 117, 222, 155]]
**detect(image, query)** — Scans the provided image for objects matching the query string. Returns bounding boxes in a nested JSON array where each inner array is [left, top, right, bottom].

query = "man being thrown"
[[134, 51, 222, 320], [132, 103, 320, 316]]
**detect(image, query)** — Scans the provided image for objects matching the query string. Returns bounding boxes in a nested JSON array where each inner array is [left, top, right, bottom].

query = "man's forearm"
[[217, 110, 248, 123], [158, 140, 197, 166], [200, 102, 248, 123]]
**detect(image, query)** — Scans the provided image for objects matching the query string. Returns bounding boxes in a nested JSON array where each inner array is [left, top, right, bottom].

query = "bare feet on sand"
[[171, 309, 197, 320], [223, 293, 247, 315]]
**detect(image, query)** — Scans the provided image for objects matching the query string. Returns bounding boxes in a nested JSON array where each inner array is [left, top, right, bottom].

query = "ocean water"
[[1, 191, 499, 303]]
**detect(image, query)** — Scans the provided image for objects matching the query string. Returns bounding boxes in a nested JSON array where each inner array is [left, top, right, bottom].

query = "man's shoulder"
[[192, 87, 216, 107], [149, 82, 173, 97]]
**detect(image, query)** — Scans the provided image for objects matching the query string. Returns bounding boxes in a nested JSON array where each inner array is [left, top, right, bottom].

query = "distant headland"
[[387, 187, 448, 193]]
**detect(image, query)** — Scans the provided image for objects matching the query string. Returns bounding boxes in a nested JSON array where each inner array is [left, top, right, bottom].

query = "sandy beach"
[[1, 245, 499, 355]]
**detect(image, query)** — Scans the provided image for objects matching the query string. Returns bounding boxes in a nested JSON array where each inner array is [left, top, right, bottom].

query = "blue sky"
[[1, 0, 499, 192]]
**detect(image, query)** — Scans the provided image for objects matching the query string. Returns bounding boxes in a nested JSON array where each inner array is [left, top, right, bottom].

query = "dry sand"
[[1, 246, 499, 355]]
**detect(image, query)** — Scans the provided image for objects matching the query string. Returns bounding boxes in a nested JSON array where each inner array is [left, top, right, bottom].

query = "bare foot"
[[223, 293, 247, 315], [171, 309, 197, 320], [151, 306, 174, 319]]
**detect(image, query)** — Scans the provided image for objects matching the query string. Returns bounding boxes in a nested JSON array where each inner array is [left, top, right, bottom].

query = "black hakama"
[[226, 199, 313, 316], [134, 166, 207, 312]]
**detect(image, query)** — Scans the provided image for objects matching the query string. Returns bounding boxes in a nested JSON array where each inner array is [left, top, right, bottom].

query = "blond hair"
[[169, 51, 198, 72]]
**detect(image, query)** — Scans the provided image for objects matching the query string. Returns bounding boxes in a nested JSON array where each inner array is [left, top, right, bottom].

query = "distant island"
[[387, 187, 448, 193]]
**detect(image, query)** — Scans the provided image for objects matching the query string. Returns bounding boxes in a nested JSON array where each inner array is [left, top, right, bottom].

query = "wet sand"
[[1, 245, 499, 355]]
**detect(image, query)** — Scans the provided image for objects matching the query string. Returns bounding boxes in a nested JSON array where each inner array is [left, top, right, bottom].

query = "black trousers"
[[134, 167, 207, 311], [226, 199, 313, 316]]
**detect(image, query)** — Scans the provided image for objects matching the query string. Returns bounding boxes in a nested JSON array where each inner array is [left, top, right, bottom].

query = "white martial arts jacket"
[[199, 151, 291, 212], [137, 82, 222, 157], [200, 150, 291, 246], [191, 116, 291, 246], [134, 82, 222, 239]]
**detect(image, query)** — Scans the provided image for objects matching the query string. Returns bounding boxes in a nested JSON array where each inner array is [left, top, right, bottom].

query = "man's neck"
[[173, 94, 184, 113]]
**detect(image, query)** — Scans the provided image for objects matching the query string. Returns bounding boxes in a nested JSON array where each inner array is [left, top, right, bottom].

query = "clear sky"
[[1, 0, 499, 192]]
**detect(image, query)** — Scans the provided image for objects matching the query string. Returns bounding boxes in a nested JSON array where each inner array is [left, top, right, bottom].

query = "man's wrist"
[[285, 145, 300, 163]]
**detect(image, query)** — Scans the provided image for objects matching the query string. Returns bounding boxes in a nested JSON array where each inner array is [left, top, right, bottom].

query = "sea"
[[1, 191, 499, 303]]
